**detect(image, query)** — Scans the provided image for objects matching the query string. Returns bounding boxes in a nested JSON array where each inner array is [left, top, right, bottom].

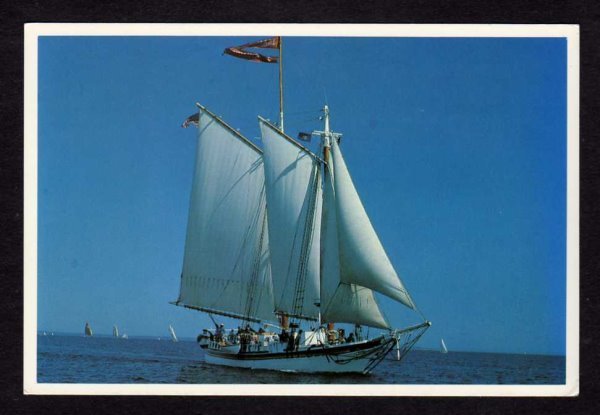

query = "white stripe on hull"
[[203, 337, 394, 374]]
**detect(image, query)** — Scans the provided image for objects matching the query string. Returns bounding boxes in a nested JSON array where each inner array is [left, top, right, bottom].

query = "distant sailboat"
[[84, 322, 93, 337], [169, 324, 178, 342], [440, 338, 448, 354], [121, 333, 128, 339], [113, 325, 119, 338]]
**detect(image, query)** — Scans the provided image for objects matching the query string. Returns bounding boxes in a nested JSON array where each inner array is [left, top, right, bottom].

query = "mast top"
[[313, 105, 341, 159]]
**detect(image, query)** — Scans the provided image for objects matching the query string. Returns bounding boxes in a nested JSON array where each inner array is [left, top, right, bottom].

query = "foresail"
[[178, 107, 274, 322], [320, 158, 390, 329], [259, 119, 322, 320], [321, 284, 390, 329], [330, 138, 416, 310]]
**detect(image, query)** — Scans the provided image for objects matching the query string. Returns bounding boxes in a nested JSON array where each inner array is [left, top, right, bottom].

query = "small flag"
[[224, 37, 280, 64], [181, 113, 199, 128], [297, 132, 312, 142]]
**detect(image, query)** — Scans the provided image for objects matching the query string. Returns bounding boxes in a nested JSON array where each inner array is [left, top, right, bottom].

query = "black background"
[[1, 1, 598, 414]]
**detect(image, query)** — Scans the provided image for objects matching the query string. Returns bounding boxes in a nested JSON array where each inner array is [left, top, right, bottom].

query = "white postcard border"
[[23, 23, 579, 397]]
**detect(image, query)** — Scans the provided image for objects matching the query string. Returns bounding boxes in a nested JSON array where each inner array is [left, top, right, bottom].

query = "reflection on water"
[[176, 360, 368, 384]]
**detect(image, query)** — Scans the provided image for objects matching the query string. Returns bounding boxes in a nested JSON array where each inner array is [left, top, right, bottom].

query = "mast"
[[317, 105, 406, 329], [322, 105, 330, 161], [316, 105, 341, 161], [278, 36, 284, 132]]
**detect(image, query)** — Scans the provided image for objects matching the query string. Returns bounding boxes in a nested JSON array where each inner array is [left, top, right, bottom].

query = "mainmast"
[[278, 37, 284, 132], [323, 105, 330, 162]]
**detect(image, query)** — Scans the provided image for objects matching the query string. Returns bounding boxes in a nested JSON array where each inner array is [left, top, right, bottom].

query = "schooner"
[[173, 37, 430, 374]]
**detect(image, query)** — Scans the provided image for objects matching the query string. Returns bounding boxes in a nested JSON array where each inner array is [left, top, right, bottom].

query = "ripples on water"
[[37, 335, 565, 384]]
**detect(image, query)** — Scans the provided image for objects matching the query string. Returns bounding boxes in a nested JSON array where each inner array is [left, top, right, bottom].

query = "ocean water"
[[37, 334, 564, 384]]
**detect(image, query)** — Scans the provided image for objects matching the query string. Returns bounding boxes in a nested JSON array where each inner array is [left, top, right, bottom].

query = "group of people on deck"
[[325, 328, 357, 345], [205, 320, 363, 352]]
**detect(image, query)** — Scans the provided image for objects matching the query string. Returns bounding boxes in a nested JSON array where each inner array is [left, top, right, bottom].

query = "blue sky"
[[37, 36, 567, 355]]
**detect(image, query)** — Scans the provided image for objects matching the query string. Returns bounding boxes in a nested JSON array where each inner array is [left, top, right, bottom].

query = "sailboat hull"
[[204, 336, 395, 374]]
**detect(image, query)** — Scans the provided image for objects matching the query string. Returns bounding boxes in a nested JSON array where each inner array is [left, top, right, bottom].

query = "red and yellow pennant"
[[224, 37, 280, 63]]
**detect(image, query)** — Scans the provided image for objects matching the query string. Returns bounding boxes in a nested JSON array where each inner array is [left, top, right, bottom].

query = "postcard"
[[24, 23, 579, 396]]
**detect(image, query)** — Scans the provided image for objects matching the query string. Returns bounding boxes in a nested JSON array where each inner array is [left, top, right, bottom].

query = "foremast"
[[313, 105, 430, 333]]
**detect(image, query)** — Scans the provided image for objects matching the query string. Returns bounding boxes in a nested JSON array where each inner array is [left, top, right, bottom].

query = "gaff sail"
[[176, 106, 275, 322], [259, 118, 322, 321]]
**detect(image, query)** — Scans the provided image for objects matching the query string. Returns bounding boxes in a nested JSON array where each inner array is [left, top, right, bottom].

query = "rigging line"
[[414, 304, 428, 322], [285, 109, 321, 116], [216, 185, 264, 309], [294, 46, 328, 106], [284, 114, 321, 122], [278, 155, 316, 314], [244, 194, 268, 320], [283, 115, 322, 126], [321, 84, 329, 107], [290, 162, 321, 321]]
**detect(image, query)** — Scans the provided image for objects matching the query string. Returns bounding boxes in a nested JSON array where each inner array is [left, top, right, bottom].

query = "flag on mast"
[[297, 132, 312, 142], [224, 37, 280, 63], [181, 113, 199, 128]]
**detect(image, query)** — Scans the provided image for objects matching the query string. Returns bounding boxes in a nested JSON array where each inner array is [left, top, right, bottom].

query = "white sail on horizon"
[[441, 338, 448, 353], [259, 120, 322, 320], [169, 324, 178, 342], [113, 325, 119, 337], [177, 108, 275, 322]]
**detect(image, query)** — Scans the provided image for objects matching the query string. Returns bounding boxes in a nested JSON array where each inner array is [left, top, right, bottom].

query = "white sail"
[[84, 322, 92, 336], [169, 325, 178, 342], [259, 119, 322, 320], [113, 325, 119, 337], [441, 338, 448, 353], [177, 107, 274, 321], [330, 138, 416, 310], [320, 153, 390, 329]]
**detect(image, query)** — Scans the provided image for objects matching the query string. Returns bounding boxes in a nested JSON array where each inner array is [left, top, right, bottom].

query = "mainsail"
[[113, 325, 119, 337], [177, 106, 274, 322], [259, 119, 322, 321]]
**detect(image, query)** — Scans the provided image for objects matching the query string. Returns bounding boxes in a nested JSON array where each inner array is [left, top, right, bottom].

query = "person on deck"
[[287, 330, 297, 352], [295, 330, 303, 351], [215, 323, 226, 344], [338, 328, 346, 344]]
